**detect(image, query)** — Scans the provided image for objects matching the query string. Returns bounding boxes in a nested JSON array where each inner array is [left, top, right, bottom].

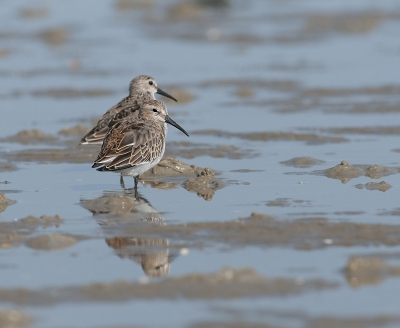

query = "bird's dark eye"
[[153, 108, 157, 112], [149, 81, 153, 85]]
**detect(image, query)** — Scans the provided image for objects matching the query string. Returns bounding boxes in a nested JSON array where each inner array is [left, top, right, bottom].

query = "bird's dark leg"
[[120, 174, 126, 189], [134, 176, 139, 200]]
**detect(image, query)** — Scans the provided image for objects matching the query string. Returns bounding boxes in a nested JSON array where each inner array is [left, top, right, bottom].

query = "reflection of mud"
[[37, 27, 69, 46], [0, 215, 64, 249], [0, 163, 17, 172], [184, 168, 224, 201], [104, 212, 400, 250], [355, 181, 391, 192], [0, 193, 16, 213], [344, 255, 400, 288], [19, 6, 48, 19], [81, 191, 176, 277], [166, 142, 258, 159], [0, 267, 336, 305], [312, 161, 397, 183], [193, 130, 348, 145], [280, 157, 325, 168]]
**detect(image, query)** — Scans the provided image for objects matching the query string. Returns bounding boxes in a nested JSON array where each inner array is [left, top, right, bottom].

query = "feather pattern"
[[80, 75, 177, 145]]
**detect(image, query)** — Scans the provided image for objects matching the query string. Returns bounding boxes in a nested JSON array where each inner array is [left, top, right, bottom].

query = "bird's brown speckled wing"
[[80, 96, 140, 145], [93, 119, 165, 171]]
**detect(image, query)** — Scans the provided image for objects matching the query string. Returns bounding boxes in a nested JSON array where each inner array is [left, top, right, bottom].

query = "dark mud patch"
[[99, 212, 400, 250], [311, 161, 397, 183], [115, 0, 155, 11], [0, 162, 17, 172], [193, 130, 348, 145], [1, 129, 58, 145], [37, 27, 69, 46], [166, 141, 258, 159], [31, 87, 114, 98], [355, 181, 392, 192], [0, 193, 16, 213], [280, 157, 325, 168], [344, 255, 400, 288], [266, 198, 311, 208], [0, 267, 336, 305], [320, 126, 400, 135], [183, 167, 224, 201]]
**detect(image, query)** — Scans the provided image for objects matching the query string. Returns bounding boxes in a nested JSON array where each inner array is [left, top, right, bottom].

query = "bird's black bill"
[[165, 115, 189, 137], [157, 88, 178, 102]]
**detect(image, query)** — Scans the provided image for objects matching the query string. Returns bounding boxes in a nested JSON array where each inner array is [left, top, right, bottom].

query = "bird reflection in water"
[[81, 188, 178, 277]]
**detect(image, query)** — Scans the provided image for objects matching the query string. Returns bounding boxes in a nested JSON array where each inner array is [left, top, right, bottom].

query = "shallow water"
[[1, 0, 400, 327]]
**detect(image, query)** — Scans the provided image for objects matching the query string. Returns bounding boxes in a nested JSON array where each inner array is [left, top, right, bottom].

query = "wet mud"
[[0, 267, 336, 305], [280, 157, 325, 168], [193, 130, 348, 145], [97, 212, 400, 250], [183, 167, 224, 201], [344, 255, 400, 288], [0, 310, 32, 328]]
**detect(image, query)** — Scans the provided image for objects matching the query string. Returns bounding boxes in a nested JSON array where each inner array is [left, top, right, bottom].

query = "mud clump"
[[280, 157, 325, 168], [355, 181, 391, 192], [141, 157, 201, 177], [364, 164, 392, 179], [323, 160, 364, 183], [344, 256, 400, 288], [25, 234, 76, 251], [184, 168, 224, 201], [2, 129, 58, 145]]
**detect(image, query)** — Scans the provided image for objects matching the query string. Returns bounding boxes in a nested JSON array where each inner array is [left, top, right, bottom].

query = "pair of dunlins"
[[80, 75, 189, 191]]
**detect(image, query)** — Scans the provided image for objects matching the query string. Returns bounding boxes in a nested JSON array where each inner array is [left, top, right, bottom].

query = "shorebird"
[[80, 75, 177, 145], [92, 100, 189, 196]]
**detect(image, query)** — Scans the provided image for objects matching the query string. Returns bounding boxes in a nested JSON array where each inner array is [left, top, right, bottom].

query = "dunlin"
[[80, 75, 177, 145], [92, 100, 189, 195]]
